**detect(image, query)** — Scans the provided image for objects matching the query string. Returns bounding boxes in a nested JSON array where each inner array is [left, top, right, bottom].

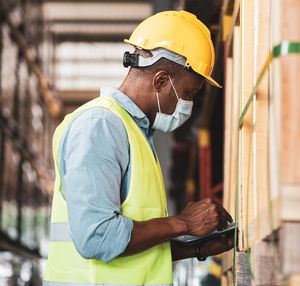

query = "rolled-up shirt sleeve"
[[60, 108, 133, 263]]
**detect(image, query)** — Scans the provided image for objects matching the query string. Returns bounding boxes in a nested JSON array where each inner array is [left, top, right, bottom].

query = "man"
[[44, 10, 233, 285]]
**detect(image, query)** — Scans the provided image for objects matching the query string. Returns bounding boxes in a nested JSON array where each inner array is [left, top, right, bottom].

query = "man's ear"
[[152, 70, 169, 92]]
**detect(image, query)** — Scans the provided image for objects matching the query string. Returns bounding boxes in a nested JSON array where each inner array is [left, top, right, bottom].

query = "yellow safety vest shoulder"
[[43, 96, 173, 286]]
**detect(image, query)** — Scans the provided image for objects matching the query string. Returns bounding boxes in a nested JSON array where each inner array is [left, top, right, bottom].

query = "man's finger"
[[217, 217, 228, 231], [217, 205, 233, 223]]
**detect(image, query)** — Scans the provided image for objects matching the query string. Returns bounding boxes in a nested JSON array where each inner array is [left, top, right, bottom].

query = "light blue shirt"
[[59, 87, 156, 263]]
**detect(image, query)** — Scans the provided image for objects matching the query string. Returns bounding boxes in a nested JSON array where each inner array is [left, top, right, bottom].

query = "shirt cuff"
[[95, 215, 133, 263]]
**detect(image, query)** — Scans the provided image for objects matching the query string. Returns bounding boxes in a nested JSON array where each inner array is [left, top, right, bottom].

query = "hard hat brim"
[[204, 75, 222, 88]]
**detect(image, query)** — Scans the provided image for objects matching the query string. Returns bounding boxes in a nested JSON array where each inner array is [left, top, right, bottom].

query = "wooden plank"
[[254, 0, 276, 241], [280, 0, 300, 184], [224, 0, 240, 58], [269, 0, 281, 220], [280, 53, 300, 184], [228, 26, 240, 218], [288, 274, 300, 286], [239, 0, 255, 251], [221, 270, 234, 286], [254, 196, 280, 240], [221, 274, 228, 286], [227, 270, 233, 286], [223, 57, 233, 214], [235, 197, 280, 247], [222, 249, 234, 273], [279, 222, 300, 276], [222, 26, 241, 283], [281, 185, 300, 221], [252, 240, 281, 285], [222, 0, 300, 282]]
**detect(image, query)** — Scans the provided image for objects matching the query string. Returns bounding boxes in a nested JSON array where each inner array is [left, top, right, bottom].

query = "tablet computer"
[[174, 222, 237, 246]]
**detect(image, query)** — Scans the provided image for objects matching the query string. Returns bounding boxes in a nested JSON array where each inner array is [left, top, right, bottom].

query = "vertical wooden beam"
[[228, 270, 234, 285], [223, 57, 233, 214], [222, 274, 228, 286], [281, 185, 300, 221], [280, 223, 300, 276], [222, 249, 234, 275], [252, 240, 281, 285], [229, 26, 241, 218], [288, 274, 300, 286], [223, 0, 300, 284], [267, 5, 282, 263], [222, 270, 234, 286], [269, 0, 281, 203], [279, 7, 300, 283], [222, 27, 243, 286], [255, 0, 273, 241], [239, 0, 255, 251], [280, 0, 300, 185]]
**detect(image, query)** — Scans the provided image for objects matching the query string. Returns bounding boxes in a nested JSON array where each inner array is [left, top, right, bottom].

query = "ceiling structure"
[[41, 0, 221, 113], [42, 0, 173, 112]]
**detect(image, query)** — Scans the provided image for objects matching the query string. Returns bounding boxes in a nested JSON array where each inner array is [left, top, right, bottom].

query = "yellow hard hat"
[[125, 10, 221, 88]]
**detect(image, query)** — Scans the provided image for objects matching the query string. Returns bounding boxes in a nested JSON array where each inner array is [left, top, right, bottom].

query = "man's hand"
[[124, 198, 232, 257], [198, 232, 235, 258], [177, 198, 233, 237]]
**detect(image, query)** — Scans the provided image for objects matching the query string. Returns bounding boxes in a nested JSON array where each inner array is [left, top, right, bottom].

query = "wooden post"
[[223, 57, 233, 214], [222, 0, 300, 284], [279, 0, 300, 282], [280, 223, 300, 277], [254, 0, 273, 241], [239, 0, 255, 252], [288, 274, 300, 286], [252, 240, 283, 286], [222, 26, 241, 279], [229, 26, 241, 218]]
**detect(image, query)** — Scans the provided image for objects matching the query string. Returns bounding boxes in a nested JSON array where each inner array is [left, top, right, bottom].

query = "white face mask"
[[152, 75, 193, 132]]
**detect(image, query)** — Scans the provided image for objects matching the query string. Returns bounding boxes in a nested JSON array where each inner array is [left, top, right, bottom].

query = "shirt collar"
[[100, 86, 151, 132]]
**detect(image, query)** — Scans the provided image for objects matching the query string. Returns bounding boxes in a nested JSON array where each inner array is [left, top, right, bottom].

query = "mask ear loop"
[[155, 92, 161, 113], [168, 75, 180, 100]]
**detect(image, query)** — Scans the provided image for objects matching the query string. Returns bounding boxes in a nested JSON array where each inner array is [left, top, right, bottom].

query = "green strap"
[[273, 41, 300, 57], [238, 41, 300, 129]]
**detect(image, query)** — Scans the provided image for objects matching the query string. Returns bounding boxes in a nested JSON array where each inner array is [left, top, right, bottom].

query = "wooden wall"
[[221, 0, 300, 285]]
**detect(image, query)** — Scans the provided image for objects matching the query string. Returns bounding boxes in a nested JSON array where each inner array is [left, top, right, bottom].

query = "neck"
[[118, 75, 157, 125]]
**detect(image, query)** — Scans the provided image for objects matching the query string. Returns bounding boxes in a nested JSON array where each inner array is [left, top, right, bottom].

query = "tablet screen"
[[175, 222, 237, 246]]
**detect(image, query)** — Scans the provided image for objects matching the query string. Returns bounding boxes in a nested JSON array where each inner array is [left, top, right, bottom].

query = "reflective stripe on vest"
[[50, 222, 71, 241], [44, 282, 173, 286], [43, 281, 173, 286], [44, 96, 173, 285]]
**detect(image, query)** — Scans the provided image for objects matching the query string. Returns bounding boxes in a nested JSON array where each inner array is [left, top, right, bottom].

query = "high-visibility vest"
[[43, 96, 173, 286]]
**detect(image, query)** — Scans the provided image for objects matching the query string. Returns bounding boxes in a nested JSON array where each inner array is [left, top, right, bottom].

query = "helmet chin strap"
[[123, 48, 187, 69]]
